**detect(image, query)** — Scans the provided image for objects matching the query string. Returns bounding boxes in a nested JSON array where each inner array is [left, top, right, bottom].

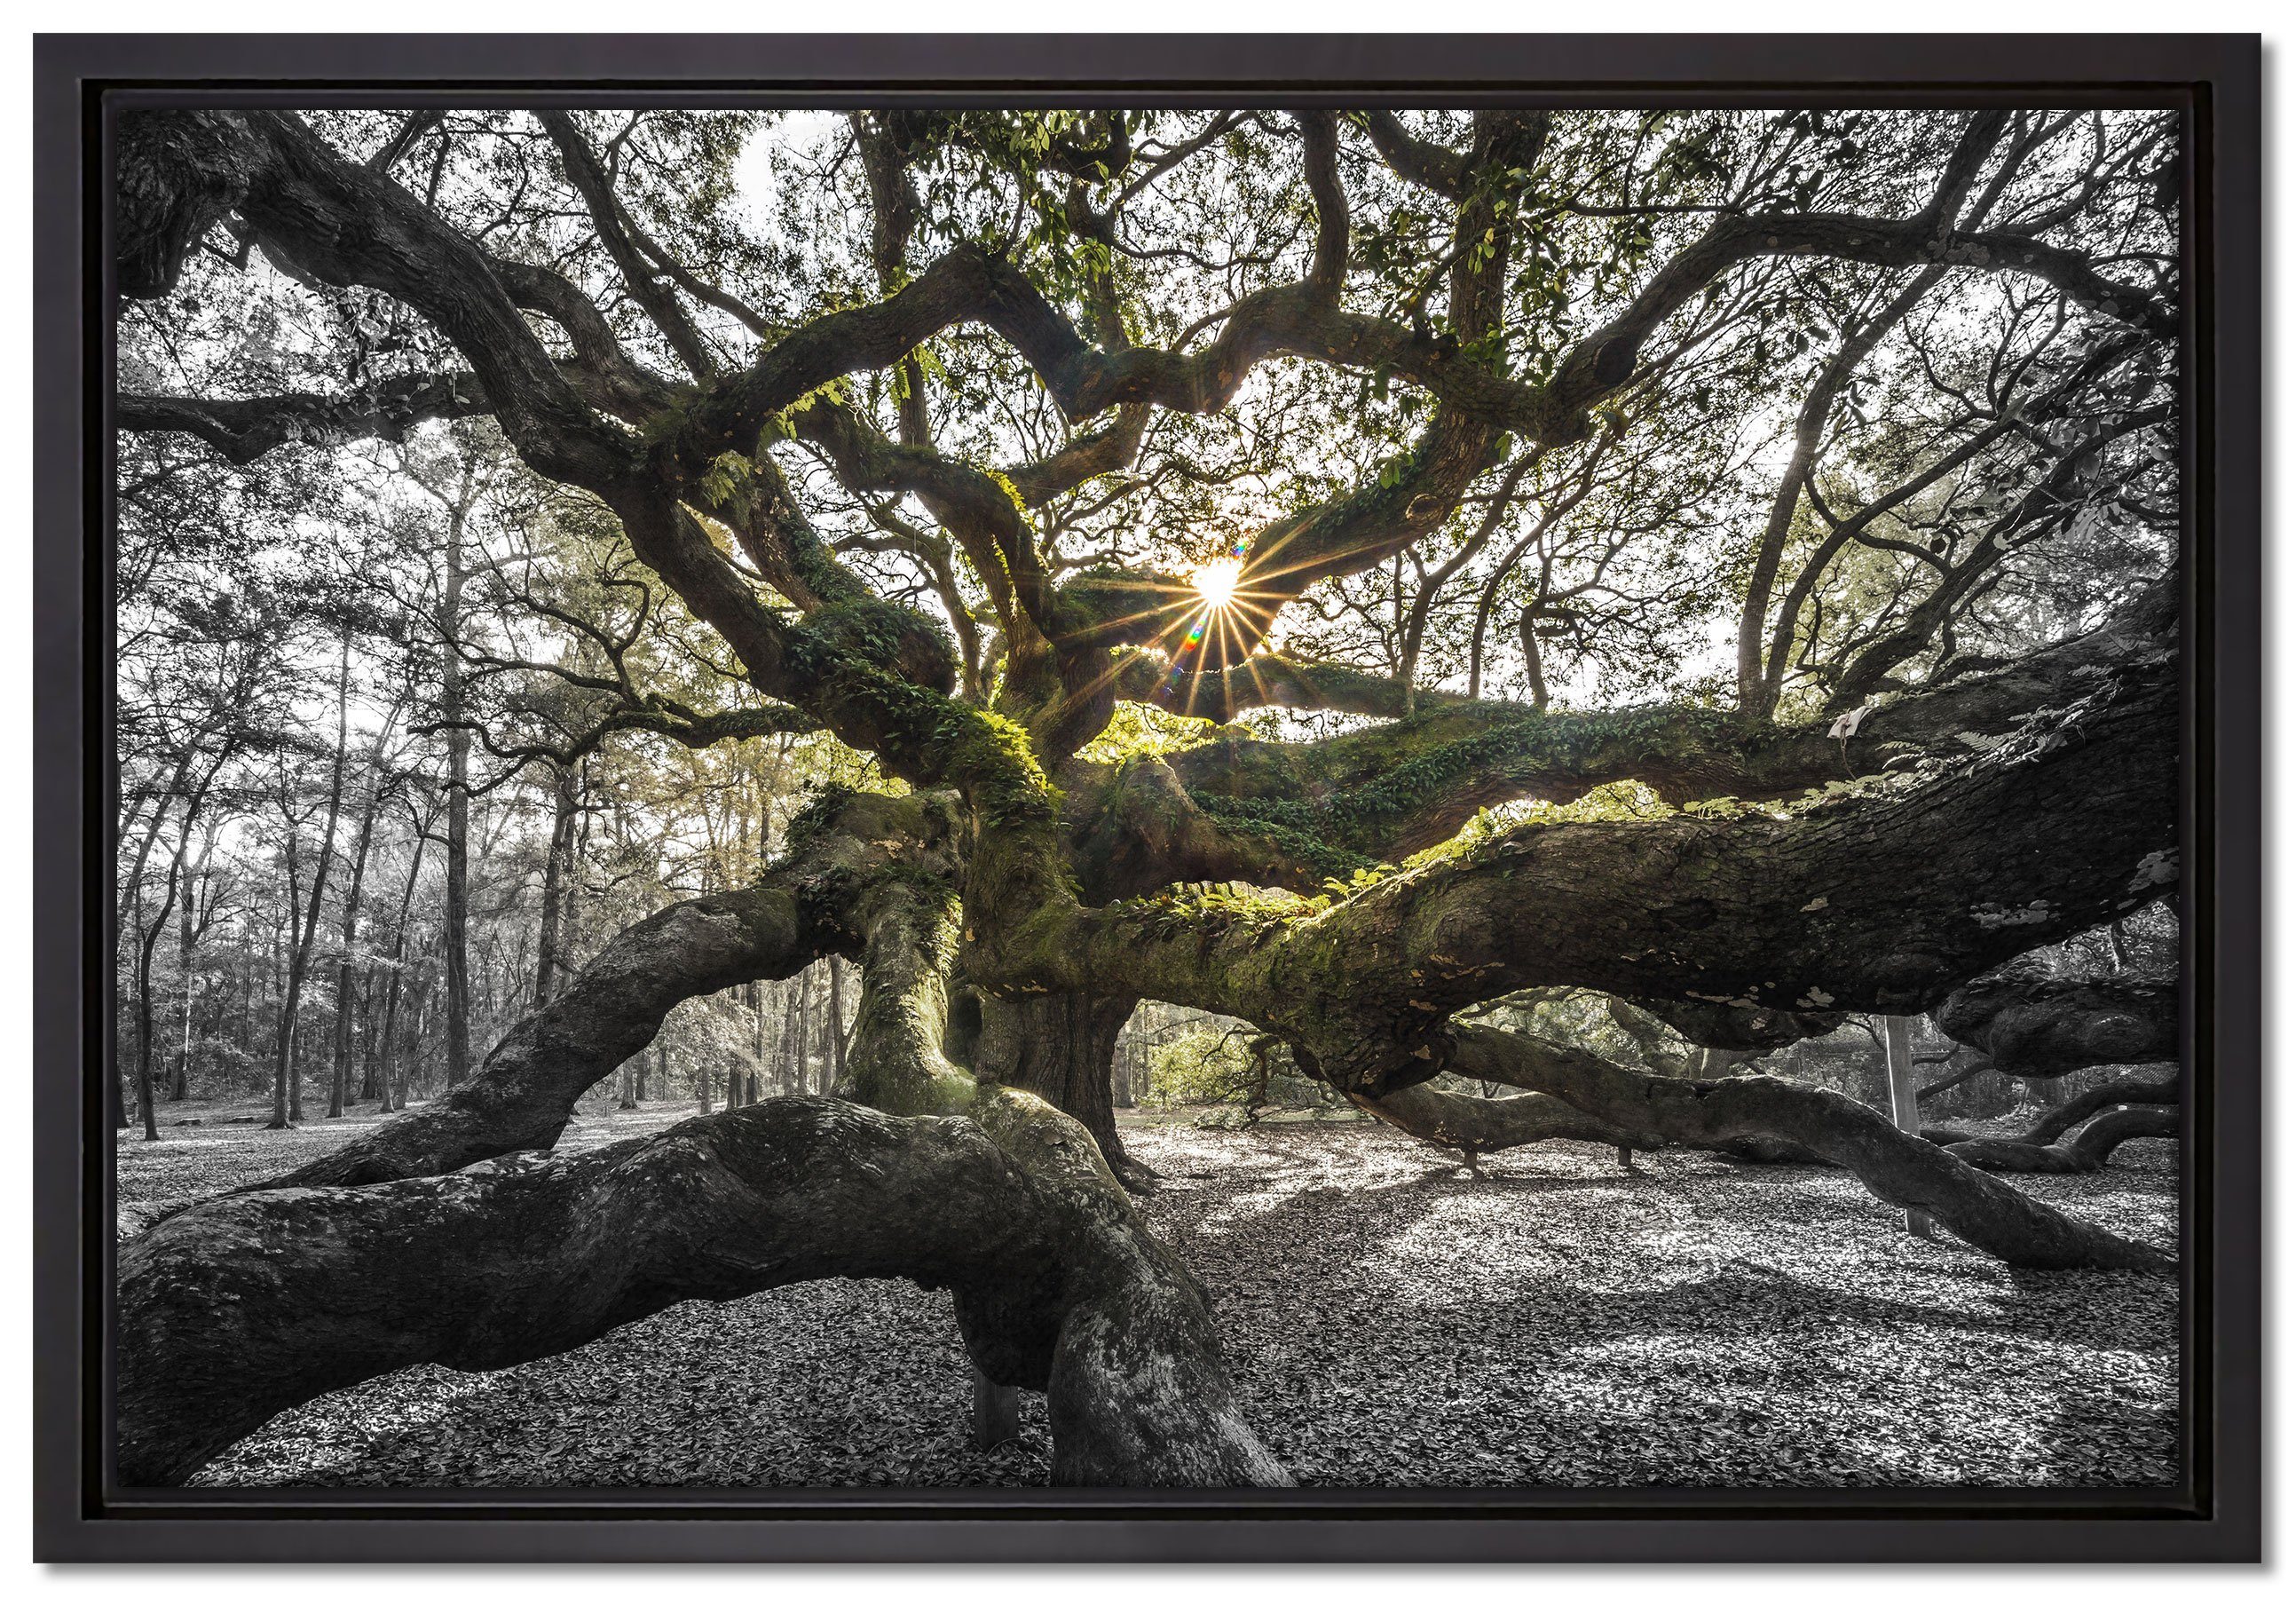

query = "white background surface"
[[0, 8, 2280, 1584]]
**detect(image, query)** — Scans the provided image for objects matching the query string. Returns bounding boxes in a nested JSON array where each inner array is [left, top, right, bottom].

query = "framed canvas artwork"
[[30, 31, 2260, 1562]]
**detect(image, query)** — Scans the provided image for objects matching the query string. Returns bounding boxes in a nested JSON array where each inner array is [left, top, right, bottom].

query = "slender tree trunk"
[[786, 968, 812, 1094], [115, 786, 183, 1133], [1112, 1027, 1136, 1111], [533, 764, 576, 1010], [1517, 608, 1550, 711], [170, 828, 211, 1103], [373, 824, 431, 1110], [272, 637, 353, 1130], [131, 835, 186, 1143], [971, 1371, 1021, 1451], [829, 958, 849, 1083], [327, 756, 389, 1119], [1882, 1015, 1937, 1240], [761, 977, 780, 1093], [441, 499, 473, 1088]]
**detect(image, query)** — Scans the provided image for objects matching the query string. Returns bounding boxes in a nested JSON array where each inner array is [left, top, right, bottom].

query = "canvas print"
[[110, 105, 2184, 1493]]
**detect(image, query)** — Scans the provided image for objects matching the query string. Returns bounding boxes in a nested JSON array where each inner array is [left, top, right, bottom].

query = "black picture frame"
[[33, 32, 2262, 1563]]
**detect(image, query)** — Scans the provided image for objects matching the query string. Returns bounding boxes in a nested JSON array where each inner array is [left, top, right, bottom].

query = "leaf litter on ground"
[[116, 1099, 2178, 1491]]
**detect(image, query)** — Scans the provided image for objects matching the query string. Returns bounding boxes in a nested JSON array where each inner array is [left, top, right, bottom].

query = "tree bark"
[[1440, 1025, 2167, 1272], [1881, 1016, 1937, 1239], [974, 992, 1138, 1172], [119, 1097, 1287, 1491], [1932, 962, 2177, 1077]]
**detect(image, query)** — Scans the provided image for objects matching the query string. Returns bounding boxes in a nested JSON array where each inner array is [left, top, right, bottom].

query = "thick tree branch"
[[116, 372, 491, 464], [1046, 634, 2174, 1086], [1438, 1025, 2168, 1271], [251, 790, 943, 1188], [1945, 1106, 2180, 1174], [115, 109, 637, 494], [119, 1096, 1289, 1489], [537, 111, 722, 382], [1931, 961, 2178, 1077], [1150, 576, 2175, 866]]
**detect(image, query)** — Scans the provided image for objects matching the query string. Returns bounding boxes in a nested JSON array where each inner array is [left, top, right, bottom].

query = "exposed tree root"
[[1440, 1026, 2169, 1273], [1945, 1107, 2181, 1174]]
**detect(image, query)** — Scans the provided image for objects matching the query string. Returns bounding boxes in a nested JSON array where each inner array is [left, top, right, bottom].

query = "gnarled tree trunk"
[[974, 991, 1137, 1173]]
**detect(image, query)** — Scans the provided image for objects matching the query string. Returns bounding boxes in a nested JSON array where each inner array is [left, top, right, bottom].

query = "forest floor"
[[117, 1097, 2180, 1491]]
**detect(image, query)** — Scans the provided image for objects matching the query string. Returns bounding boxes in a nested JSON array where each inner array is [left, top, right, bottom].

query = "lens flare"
[[1191, 558, 1243, 610]]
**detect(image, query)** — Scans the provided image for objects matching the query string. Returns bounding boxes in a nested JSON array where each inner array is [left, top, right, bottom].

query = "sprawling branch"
[[1546, 210, 2174, 423], [1943, 1106, 2180, 1174], [1932, 961, 2177, 1077], [119, 1096, 1289, 1490], [1358, 111, 1467, 197], [117, 373, 491, 464], [2022, 1067, 2180, 1144], [1117, 652, 1474, 723], [1441, 1026, 2167, 1272], [1047, 635, 2175, 1086], [115, 109, 637, 494], [537, 112, 721, 382], [1355, 1080, 1653, 1158], [1140, 575, 2175, 868], [253, 790, 944, 1189]]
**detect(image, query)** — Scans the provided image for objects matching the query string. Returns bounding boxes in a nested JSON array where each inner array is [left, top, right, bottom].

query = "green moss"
[[1258, 700, 1753, 853], [1189, 793, 1375, 883]]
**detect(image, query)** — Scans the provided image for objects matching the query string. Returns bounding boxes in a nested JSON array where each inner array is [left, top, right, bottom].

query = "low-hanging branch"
[[1437, 1026, 2168, 1273], [249, 787, 942, 1190], [1942, 1106, 2181, 1175], [119, 1096, 1290, 1491]]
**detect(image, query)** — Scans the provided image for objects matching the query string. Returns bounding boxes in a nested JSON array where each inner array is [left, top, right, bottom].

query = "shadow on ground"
[[117, 1106, 2179, 1491]]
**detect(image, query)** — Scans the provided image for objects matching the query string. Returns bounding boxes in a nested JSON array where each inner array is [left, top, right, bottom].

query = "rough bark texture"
[[974, 992, 1137, 1170], [1944, 1107, 2182, 1174], [1440, 1027, 2169, 1273], [1062, 642, 2177, 1094], [117, 1098, 1286, 1489], [1932, 961, 2178, 1077]]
